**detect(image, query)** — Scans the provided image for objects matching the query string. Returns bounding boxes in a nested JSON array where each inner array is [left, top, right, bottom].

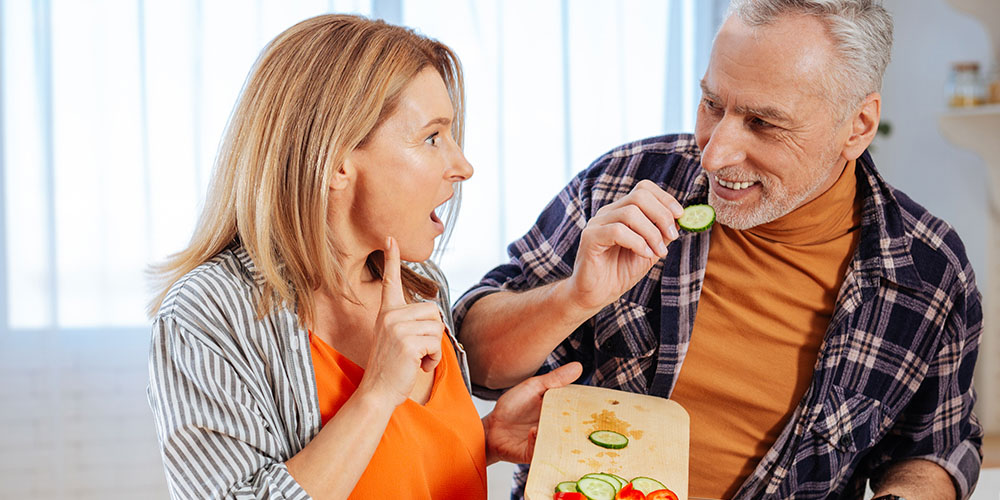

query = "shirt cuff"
[[905, 439, 982, 500]]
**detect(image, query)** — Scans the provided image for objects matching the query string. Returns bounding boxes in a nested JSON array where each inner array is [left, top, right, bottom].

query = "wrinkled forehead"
[[706, 14, 838, 107]]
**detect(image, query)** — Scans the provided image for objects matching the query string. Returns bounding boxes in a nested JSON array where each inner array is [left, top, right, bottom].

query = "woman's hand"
[[482, 362, 584, 465], [357, 236, 445, 408]]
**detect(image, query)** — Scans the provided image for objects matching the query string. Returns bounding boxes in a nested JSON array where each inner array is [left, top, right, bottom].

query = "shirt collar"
[[230, 238, 269, 288], [852, 151, 923, 291]]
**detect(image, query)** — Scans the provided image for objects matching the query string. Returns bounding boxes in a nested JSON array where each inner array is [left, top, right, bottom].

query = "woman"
[[147, 14, 581, 499]]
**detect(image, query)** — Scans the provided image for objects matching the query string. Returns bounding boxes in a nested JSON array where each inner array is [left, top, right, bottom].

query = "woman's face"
[[345, 68, 473, 262]]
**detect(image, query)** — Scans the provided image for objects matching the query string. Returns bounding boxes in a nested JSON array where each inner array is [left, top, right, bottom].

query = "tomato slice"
[[615, 483, 646, 500], [553, 493, 586, 500], [645, 489, 679, 500]]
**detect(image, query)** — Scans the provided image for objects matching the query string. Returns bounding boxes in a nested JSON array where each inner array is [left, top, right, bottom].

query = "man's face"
[[694, 14, 855, 230]]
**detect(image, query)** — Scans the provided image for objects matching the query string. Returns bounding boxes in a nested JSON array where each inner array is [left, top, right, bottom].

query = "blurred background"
[[1, 0, 997, 498]]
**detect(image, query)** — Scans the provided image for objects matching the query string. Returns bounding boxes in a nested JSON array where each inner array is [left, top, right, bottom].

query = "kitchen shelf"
[[939, 107, 1000, 158], [942, 103, 1000, 117], [941, 0, 1000, 434]]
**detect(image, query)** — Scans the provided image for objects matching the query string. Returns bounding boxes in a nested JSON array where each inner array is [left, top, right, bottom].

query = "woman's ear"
[[330, 154, 357, 191], [841, 92, 881, 161]]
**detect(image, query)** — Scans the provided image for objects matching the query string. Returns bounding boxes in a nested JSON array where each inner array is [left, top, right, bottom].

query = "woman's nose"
[[448, 147, 474, 181]]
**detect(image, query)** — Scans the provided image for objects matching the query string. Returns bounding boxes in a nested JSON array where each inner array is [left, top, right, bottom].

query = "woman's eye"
[[425, 132, 439, 146]]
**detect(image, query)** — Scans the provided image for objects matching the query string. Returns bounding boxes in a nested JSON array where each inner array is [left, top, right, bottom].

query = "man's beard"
[[709, 154, 844, 230]]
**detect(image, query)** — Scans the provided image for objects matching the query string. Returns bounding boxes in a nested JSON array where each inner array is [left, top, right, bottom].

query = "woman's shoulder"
[[150, 244, 303, 366], [154, 245, 263, 328]]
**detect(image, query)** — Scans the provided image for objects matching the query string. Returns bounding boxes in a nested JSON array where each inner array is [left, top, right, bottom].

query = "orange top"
[[671, 160, 862, 499], [309, 331, 487, 500]]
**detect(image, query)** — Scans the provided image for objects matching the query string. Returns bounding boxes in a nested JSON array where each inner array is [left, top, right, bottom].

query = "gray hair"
[[726, 0, 893, 113]]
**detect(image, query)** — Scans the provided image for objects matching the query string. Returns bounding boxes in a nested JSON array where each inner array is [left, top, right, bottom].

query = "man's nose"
[[700, 116, 747, 172]]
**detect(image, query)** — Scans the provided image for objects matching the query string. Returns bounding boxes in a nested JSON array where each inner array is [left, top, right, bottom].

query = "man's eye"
[[702, 98, 718, 110], [425, 132, 439, 146], [749, 117, 774, 129]]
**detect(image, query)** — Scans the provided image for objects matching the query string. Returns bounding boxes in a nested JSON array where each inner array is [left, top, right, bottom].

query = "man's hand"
[[871, 458, 957, 500], [460, 181, 684, 390], [482, 362, 584, 465], [563, 179, 684, 313]]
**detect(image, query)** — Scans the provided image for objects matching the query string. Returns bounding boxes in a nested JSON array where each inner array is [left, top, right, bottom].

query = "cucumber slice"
[[555, 481, 578, 493], [576, 477, 617, 500], [609, 474, 628, 488], [580, 473, 622, 492], [677, 204, 715, 232], [629, 476, 667, 495], [588, 430, 629, 449]]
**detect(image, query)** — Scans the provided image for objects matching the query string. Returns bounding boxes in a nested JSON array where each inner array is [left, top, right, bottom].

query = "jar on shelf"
[[988, 62, 1000, 104], [948, 61, 985, 107]]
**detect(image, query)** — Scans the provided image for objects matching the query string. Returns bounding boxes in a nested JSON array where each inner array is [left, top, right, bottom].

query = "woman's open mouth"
[[430, 207, 444, 233]]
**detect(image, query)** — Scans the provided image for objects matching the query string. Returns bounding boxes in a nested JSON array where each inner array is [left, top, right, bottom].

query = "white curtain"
[[411, 0, 719, 297], [0, 0, 719, 497]]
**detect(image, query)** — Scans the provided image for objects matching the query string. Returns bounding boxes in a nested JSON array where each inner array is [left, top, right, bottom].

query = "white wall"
[[873, 0, 991, 295], [871, 0, 997, 434]]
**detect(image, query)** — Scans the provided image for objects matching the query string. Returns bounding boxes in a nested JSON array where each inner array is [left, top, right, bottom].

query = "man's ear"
[[841, 92, 881, 161]]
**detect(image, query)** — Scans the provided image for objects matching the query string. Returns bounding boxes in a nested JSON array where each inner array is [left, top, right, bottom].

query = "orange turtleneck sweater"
[[670, 160, 862, 499]]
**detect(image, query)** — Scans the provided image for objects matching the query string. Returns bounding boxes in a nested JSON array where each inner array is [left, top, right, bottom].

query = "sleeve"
[[451, 171, 599, 395], [866, 270, 984, 499], [148, 316, 311, 500]]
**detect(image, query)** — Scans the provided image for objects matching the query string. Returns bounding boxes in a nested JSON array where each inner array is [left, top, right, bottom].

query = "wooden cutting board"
[[525, 384, 689, 500]]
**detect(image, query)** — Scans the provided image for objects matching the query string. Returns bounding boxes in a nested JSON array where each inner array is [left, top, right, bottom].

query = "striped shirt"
[[453, 134, 983, 499], [147, 243, 469, 499]]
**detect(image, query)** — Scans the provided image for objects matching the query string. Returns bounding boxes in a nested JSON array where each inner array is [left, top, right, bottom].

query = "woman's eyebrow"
[[420, 117, 452, 129]]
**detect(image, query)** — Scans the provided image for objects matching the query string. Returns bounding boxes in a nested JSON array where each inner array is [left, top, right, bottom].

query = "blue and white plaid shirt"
[[454, 134, 983, 499]]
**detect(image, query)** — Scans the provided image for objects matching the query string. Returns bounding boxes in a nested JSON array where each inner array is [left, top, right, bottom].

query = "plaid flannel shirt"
[[453, 134, 983, 499]]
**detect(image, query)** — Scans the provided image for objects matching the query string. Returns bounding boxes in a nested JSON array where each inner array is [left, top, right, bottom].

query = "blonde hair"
[[148, 14, 465, 325]]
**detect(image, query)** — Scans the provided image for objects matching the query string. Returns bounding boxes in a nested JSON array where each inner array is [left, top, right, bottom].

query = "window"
[[401, 0, 718, 295], [0, 1, 720, 496], [1, 0, 717, 330]]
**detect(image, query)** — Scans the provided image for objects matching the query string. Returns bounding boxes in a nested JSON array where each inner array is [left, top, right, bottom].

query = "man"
[[454, 1, 983, 499]]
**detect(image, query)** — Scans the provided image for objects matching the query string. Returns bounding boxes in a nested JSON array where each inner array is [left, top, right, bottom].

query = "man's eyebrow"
[[699, 81, 720, 102], [699, 80, 794, 124], [735, 103, 793, 124]]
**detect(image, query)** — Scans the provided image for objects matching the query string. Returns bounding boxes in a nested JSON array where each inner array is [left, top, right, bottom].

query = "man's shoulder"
[[885, 185, 975, 290], [576, 133, 704, 198], [585, 133, 700, 173], [604, 133, 701, 159]]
